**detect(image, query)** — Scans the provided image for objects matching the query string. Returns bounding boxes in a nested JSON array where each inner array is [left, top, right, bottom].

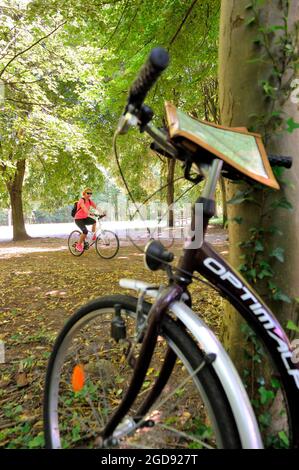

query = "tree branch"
[[101, 0, 130, 48], [36, 154, 48, 172], [5, 97, 53, 108], [168, 0, 198, 47], [0, 21, 66, 79], [6, 76, 47, 86], [116, 1, 142, 52], [124, 37, 155, 64], [0, 30, 22, 61]]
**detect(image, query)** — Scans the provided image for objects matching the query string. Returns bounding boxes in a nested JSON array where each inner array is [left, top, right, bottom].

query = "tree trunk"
[[218, 0, 299, 366], [6, 159, 30, 241], [219, 176, 227, 227], [167, 157, 176, 228]]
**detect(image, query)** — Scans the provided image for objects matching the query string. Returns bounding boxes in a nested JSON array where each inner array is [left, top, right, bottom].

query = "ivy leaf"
[[258, 269, 273, 279], [258, 386, 275, 405], [263, 25, 285, 33], [261, 80, 277, 98], [245, 16, 256, 26], [227, 190, 249, 205], [269, 247, 284, 262], [254, 240, 264, 252], [278, 431, 289, 447], [256, 0, 266, 5], [257, 376, 265, 386], [232, 216, 243, 224], [268, 225, 283, 236], [247, 268, 257, 280], [270, 197, 293, 211], [253, 38, 262, 46], [273, 291, 292, 303], [268, 280, 277, 291], [258, 412, 271, 427], [272, 166, 285, 179], [239, 263, 248, 272], [247, 57, 266, 64], [286, 118, 299, 133], [258, 260, 273, 280], [271, 377, 280, 389], [227, 190, 258, 206], [286, 320, 299, 333]]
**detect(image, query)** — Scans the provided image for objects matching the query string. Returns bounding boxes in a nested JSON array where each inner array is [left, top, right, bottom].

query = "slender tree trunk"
[[6, 159, 29, 241], [219, 0, 299, 365], [167, 158, 176, 228]]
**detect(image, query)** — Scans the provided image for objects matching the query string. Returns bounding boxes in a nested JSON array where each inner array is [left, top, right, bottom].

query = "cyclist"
[[74, 187, 105, 253]]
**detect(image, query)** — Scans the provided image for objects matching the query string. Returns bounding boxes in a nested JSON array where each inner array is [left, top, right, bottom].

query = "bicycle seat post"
[[201, 158, 223, 200], [197, 158, 223, 235]]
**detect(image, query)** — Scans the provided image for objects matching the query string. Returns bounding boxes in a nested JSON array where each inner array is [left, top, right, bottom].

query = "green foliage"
[[240, 323, 289, 448], [245, 0, 298, 140], [0, 209, 8, 224], [286, 117, 299, 133], [229, 0, 297, 314], [258, 386, 275, 405], [231, 177, 292, 305], [286, 320, 299, 333], [227, 188, 258, 205], [1, 0, 221, 228], [0, 1, 108, 213]]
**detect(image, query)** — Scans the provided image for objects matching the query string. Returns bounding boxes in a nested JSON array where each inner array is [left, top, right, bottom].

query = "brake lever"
[[138, 105, 154, 132], [183, 159, 203, 183], [116, 109, 139, 135]]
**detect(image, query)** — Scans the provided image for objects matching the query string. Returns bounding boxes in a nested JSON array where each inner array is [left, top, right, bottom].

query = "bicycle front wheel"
[[68, 230, 84, 257], [44, 295, 242, 449], [95, 230, 119, 259]]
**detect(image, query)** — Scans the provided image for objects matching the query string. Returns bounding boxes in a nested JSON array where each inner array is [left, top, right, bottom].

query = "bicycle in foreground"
[[68, 213, 120, 259], [44, 48, 299, 449]]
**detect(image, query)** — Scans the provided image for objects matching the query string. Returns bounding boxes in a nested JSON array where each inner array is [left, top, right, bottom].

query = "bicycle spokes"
[[95, 231, 119, 259]]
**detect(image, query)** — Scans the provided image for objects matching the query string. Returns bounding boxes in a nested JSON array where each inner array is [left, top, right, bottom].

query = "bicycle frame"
[[106, 114, 299, 447], [84, 218, 106, 248], [113, 240, 299, 448], [173, 170, 298, 447], [144, 125, 299, 440]]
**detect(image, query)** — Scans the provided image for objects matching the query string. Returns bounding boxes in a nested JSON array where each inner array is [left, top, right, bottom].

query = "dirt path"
[[0, 225, 227, 448]]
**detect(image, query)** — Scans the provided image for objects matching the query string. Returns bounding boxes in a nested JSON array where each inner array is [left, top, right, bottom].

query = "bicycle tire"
[[95, 230, 119, 259], [156, 234, 175, 249], [68, 230, 84, 257], [44, 295, 242, 449]]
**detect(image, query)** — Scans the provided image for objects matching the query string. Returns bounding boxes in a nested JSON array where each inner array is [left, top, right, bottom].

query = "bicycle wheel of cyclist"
[[44, 295, 242, 449], [95, 230, 119, 259], [68, 230, 84, 257], [157, 232, 175, 249]]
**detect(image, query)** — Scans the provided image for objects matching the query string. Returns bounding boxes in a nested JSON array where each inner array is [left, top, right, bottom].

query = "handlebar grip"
[[128, 47, 169, 109], [268, 154, 293, 169]]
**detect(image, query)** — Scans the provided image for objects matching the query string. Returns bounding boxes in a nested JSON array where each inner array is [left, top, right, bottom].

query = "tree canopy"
[[0, 0, 220, 234]]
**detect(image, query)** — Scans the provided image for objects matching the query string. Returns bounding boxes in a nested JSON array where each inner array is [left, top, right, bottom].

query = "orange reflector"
[[72, 364, 85, 392]]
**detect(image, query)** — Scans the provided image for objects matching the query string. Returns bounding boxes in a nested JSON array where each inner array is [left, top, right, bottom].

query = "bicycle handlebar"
[[127, 47, 169, 110], [268, 154, 293, 169], [91, 213, 106, 219], [121, 47, 293, 175]]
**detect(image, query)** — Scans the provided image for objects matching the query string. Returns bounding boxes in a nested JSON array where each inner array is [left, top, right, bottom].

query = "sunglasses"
[[86, 192, 92, 195]]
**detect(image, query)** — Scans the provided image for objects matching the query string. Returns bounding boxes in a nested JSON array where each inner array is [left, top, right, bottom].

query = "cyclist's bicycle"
[[68, 214, 119, 259], [44, 48, 299, 449]]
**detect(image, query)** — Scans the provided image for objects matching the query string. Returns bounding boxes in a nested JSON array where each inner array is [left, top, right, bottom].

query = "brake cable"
[[112, 131, 220, 294]]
